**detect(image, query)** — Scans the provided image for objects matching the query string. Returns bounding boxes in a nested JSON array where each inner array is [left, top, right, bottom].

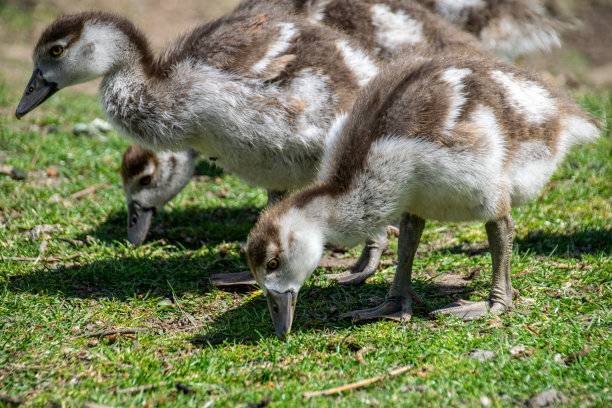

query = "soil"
[[1, 0, 610, 93]]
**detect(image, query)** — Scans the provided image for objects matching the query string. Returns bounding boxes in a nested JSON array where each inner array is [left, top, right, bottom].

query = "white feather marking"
[[441, 67, 472, 135], [469, 104, 506, 176], [335, 39, 379, 87], [559, 115, 600, 146], [507, 140, 555, 206], [370, 4, 424, 49], [481, 17, 561, 61], [490, 70, 557, 124], [251, 23, 297, 75], [319, 112, 348, 180], [433, 0, 485, 24], [309, 0, 331, 22]]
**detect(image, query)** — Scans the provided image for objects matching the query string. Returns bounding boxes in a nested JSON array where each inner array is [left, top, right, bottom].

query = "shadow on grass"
[[6, 254, 241, 301], [190, 278, 474, 346], [82, 204, 262, 250], [432, 228, 611, 258], [7, 253, 480, 343], [514, 228, 611, 257]]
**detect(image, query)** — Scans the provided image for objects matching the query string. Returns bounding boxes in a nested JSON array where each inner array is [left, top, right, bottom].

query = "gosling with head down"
[[246, 54, 600, 339]]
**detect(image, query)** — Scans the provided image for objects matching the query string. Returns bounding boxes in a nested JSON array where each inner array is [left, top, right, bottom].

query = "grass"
[[1, 44, 611, 408]]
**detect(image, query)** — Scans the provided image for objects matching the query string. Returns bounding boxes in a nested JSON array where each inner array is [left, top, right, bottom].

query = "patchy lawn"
[[0, 4, 610, 408]]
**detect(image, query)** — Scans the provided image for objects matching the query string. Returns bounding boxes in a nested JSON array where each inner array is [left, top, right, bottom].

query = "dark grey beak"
[[266, 289, 297, 340], [15, 69, 58, 119], [127, 201, 156, 246]]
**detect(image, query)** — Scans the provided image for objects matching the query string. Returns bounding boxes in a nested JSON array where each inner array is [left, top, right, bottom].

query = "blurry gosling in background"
[[246, 54, 601, 339], [120, 145, 196, 245], [114, 0, 564, 250]]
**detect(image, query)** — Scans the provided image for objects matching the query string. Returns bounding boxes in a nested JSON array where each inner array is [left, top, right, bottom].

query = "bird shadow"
[[7, 251, 478, 345], [430, 228, 611, 258], [6, 254, 230, 301], [189, 277, 474, 346], [81, 204, 262, 250]]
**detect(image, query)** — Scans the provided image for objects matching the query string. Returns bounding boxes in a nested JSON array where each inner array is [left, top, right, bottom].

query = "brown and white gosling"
[[16, 8, 487, 287], [116, 0, 561, 251], [238, 0, 562, 61], [246, 54, 601, 339]]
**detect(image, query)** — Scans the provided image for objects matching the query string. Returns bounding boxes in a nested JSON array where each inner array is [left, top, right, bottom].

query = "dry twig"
[[72, 327, 150, 340], [71, 182, 109, 200], [168, 280, 198, 327], [303, 365, 410, 398], [84, 403, 116, 408], [355, 346, 376, 365], [59, 237, 84, 246], [117, 382, 168, 394], [524, 324, 540, 336], [0, 394, 25, 405], [1, 254, 81, 263]]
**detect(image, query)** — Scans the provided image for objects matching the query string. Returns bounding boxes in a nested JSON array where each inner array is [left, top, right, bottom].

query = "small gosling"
[[246, 54, 601, 339]]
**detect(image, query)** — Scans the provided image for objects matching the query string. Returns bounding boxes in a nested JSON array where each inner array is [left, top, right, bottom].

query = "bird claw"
[[430, 299, 508, 321], [341, 296, 417, 323], [209, 270, 257, 287]]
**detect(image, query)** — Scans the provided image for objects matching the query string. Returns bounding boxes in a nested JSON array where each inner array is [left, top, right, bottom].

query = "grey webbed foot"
[[209, 270, 257, 287], [341, 292, 424, 323], [430, 299, 507, 321], [322, 233, 389, 285], [432, 214, 516, 321]]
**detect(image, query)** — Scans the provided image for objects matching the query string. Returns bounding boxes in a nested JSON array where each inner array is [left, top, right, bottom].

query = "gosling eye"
[[50, 45, 64, 57], [266, 257, 280, 271], [139, 175, 152, 186]]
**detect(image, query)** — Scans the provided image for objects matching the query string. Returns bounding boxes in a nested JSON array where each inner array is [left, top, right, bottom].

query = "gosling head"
[[247, 205, 325, 340], [121, 145, 196, 246], [16, 11, 148, 118]]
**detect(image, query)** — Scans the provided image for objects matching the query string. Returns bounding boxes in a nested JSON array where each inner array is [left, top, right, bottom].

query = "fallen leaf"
[[468, 349, 497, 362], [509, 344, 527, 357], [564, 344, 591, 364], [529, 389, 568, 407]]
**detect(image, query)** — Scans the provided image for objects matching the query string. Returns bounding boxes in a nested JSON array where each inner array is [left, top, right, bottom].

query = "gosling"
[[246, 54, 600, 339]]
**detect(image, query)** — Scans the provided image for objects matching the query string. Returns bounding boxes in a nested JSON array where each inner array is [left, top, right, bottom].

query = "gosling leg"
[[431, 213, 514, 320], [342, 214, 425, 322]]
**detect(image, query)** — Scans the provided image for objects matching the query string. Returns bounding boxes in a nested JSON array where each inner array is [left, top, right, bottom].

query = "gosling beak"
[[15, 69, 58, 119], [266, 289, 297, 340], [127, 201, 156, 246]]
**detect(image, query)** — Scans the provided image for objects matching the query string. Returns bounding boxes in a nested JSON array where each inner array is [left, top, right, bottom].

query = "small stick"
[[303, 365, 410, 398], [0, 394, 25, 405], [168, 280, 198, 326], [72, 327, 150, 339], [71, 182, 109, 200], [117, 381, 168, 394], [59, 237, 84, 246], [1, 254, 81, 263], [84, 403, 116, 408], [355, 346, 376, 365], [524, 324, 540, 336]]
